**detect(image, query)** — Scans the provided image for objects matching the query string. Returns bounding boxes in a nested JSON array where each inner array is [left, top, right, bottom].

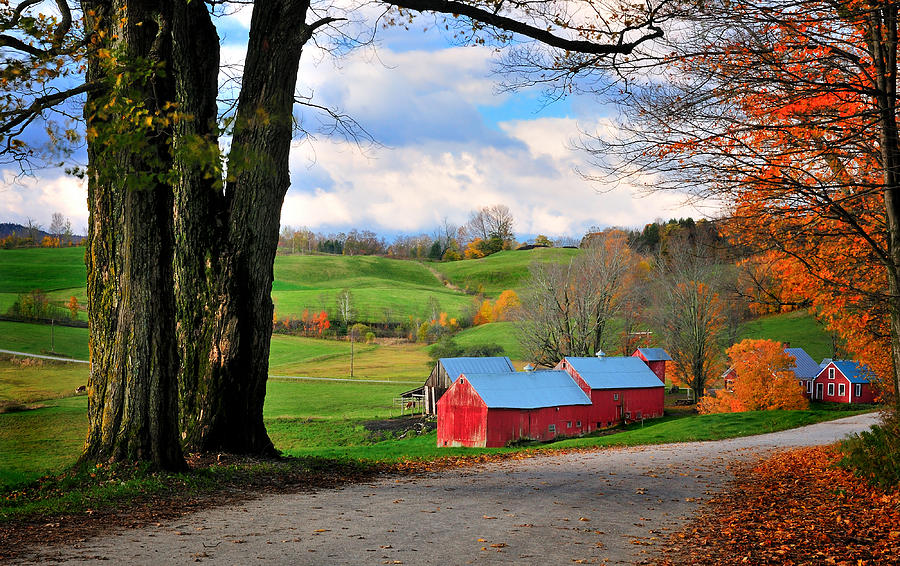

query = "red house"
[[810, 360, 877, 404], [555, 356, 665, 429], [631, 348, 672, 383], [436, 370, 592, 447]]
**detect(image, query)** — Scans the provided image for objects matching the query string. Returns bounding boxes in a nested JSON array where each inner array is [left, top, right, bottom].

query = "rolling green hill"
[[431, 247, 579, 296], [739, 310, 832, 362]]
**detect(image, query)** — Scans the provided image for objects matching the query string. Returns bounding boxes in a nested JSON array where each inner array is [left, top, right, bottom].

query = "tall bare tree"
[[517, 231, 634, 365]]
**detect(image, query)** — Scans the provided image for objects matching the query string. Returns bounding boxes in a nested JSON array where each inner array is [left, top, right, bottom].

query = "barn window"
[[625, 411, 631, 419], [636, 411, 642, 420], [566, 421, 572, 428], [839, 383, 845, 397], [855, 383, 862, 397], [807, 380, 812, 394], [613, 393, 620, 401], [827, 383, 834, 396], [828, 368, 835, 379], [548, 424, 556, 433], [576, 421, 581, 427]]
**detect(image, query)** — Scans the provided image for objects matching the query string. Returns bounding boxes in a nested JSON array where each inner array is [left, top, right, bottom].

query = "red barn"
[[555, 356, 665, 429], [631, 348, 672, 382], [437, 370, 592, 447], [811, 360, 877, 404]]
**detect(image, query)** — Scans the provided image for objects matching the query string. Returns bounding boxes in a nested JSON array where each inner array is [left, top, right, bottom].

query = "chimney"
[[523, 364, 535, 372], [595, 349, 605, 358]]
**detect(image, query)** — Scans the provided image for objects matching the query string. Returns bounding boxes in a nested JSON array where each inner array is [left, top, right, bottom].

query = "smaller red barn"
[[631, 348, 672, 382], [437, 370, 592, 448], [811, 360, 876, 404], [555, 356, 665, 429]]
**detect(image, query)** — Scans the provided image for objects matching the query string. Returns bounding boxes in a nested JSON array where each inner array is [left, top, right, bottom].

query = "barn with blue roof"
[[437, 370, 593, 447], [812, 360, 876, 404], [555, 355, 665, 428], [423, 356, 515, 414]]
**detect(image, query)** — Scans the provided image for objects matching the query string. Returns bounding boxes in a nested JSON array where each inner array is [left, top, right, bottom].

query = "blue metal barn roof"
[[460, 370, 592, 409], [635, 348, 672, 362], [439, 357, 515, 383], [826, 360, 873, 384], [563, 356, 665, 390], [784, 347, 820, 379]]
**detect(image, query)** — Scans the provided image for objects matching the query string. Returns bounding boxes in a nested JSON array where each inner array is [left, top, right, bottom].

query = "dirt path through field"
[[21, 413, 879, 565]]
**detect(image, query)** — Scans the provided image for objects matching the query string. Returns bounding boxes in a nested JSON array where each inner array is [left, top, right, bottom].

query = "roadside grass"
[[0, 396, 87, 488], [0, 321, 89, 360], [740, 310, 832, 361], [431, 248, 579, 296]]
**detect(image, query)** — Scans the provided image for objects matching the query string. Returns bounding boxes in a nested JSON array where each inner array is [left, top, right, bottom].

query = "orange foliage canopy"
[[492, 289, 520, 322], [699, 339, 808, 414]]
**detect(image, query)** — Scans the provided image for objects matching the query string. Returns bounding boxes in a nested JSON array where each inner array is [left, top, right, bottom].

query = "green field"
[[740, 310, 832, 362], [435, 321, 526, 362], [431, 248, 579, 296], [0, 320, 89, 360]]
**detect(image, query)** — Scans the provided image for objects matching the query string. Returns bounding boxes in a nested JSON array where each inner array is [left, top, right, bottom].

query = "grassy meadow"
[[431, 247, 579, 296], [0, 245, 853, 499]]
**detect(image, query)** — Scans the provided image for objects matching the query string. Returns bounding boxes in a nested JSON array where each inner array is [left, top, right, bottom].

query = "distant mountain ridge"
[[0, 222, 84, 244]]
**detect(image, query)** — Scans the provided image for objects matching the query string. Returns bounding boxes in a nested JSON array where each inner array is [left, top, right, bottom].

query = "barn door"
[[815, 382, 823, 401]]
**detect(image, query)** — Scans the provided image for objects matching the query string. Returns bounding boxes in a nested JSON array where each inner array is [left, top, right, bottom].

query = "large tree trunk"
[[171, 0, 229, 449], [82, 0, 185, 470], [176, 0, 313, 454], [868, 4, 900, 411]]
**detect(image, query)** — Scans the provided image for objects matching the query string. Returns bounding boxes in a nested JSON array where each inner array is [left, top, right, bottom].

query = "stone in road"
[[24, 413, 878, 565]]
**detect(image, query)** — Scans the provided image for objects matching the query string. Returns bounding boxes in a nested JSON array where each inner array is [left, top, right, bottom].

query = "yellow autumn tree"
[[473, 299, 494, 325], [492, 289, 521, 321]]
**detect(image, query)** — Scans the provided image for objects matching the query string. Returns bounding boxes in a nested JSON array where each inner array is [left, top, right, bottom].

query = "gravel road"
[[22, 413, 879, 565]]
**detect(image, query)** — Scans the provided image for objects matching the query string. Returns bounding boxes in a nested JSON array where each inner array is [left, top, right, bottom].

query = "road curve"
[[21, 412, 880, 565]]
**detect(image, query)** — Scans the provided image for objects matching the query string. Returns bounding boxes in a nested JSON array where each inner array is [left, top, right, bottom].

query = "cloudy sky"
[[1, 5, 702, 240]]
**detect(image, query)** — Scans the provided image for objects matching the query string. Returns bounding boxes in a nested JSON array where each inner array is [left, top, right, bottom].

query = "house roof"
[[784, 347, 820, 379], [439, 357, 515, 382], [460, 370, 592, 409], [562, 356, 665, 390], [822, 360, 873, 384], [634, 348, 673, 362]]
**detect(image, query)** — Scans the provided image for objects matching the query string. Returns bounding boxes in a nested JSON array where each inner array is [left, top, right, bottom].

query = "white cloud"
[[0, 171, 87, 231]]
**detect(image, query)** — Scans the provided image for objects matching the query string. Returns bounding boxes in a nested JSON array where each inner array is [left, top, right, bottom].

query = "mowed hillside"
[[0, 247, 86, 315], [431, 247, 580, 296]]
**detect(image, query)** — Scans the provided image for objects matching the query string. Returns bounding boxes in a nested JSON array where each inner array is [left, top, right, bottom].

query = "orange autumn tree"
[[492, 289, 520, 322], [576, 1, 898, 405], [700, 339, 808, 414]]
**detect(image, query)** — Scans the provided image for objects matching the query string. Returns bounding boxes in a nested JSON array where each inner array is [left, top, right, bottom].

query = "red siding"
[[436, 378, 488, 447], [631, 351, 668, 382], [485, 405, 590, 447], [555, 360, 664, 429], [811, 363, 877, 404]]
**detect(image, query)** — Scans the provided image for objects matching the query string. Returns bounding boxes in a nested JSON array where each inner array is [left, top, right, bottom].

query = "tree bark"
[[82, 0, 185, 470], [869, 3, 900, 410], [171, 0, 228, 450], [175, 0, 314, 454]]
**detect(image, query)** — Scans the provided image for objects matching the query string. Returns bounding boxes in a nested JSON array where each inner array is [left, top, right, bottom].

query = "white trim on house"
[[855, 383, 862, 398], [828, 367, 835, 379], [827, 383, 835, 396], [839, 383, 846, 397]]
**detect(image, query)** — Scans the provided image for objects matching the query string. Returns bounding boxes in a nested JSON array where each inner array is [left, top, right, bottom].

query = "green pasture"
[[272, 286, 472, 323], [431, 248, 580, 296], [740, 310, 832, 362], [436, 321, 525, 362], [0, 320, 89, 359], [0, 360, 88, 403], [0, 247, 85, 293]]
